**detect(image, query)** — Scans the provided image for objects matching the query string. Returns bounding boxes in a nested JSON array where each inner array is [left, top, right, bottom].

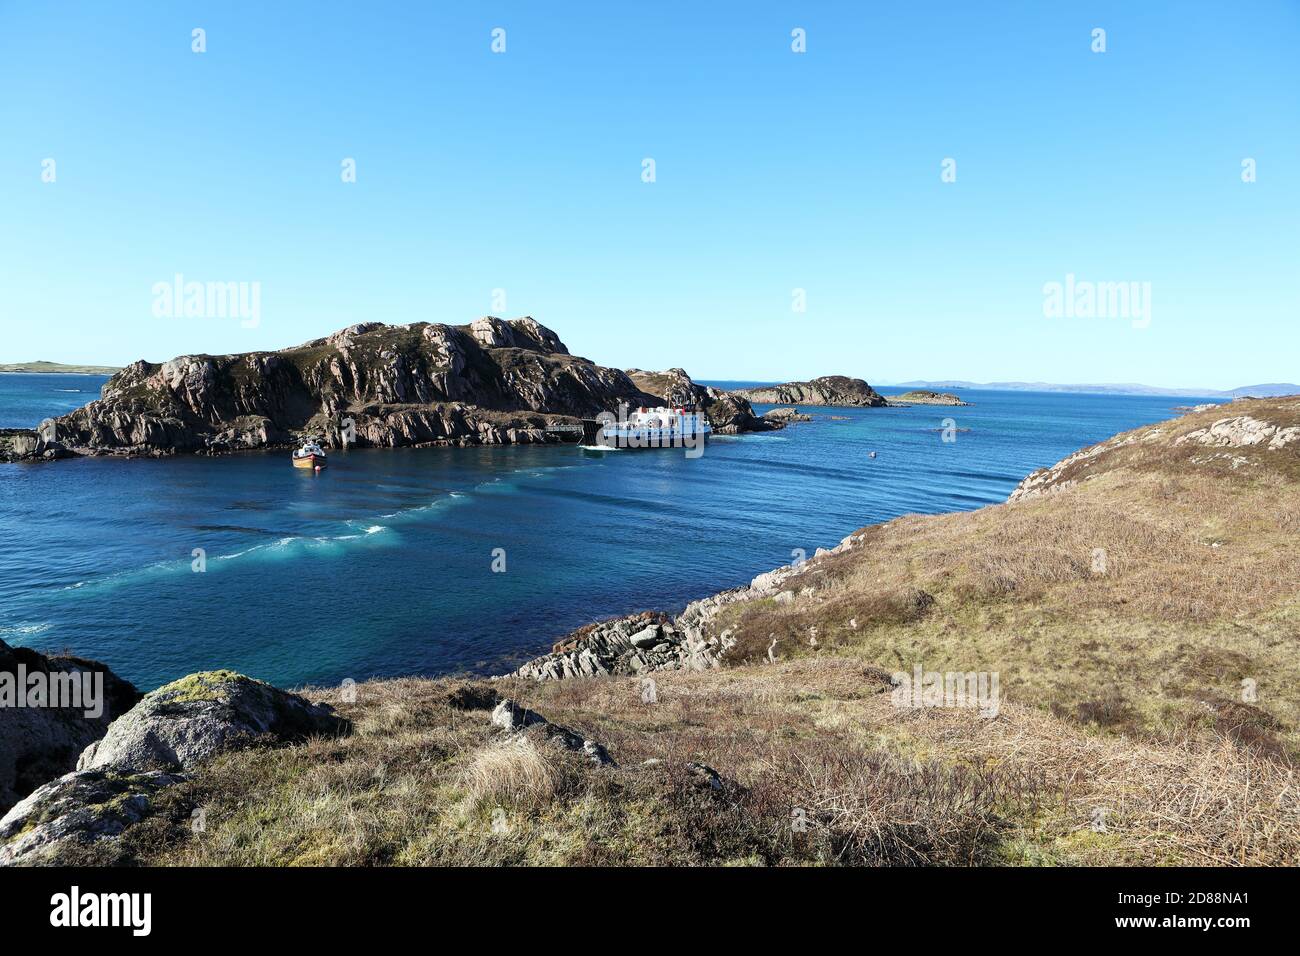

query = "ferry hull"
[[581, 408, 711, 451], [584, 428, 710, 450]]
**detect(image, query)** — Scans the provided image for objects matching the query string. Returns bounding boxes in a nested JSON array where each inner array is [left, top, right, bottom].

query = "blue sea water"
[[0, 377, 1225, 691], [0, 373, 109, 428]]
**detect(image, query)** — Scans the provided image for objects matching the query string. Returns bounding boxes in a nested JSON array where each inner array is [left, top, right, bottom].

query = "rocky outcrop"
[[510, 531, 870, 683], [510, 611, 725, 681], [0, 670, 350, 865], [1009, 432, 1147, 503], [763, 407, 812, 424], [731, 375, 888, 408], [625, 368, 770, 434], [1011, 402, 1300, 503], [889, 390, 970, 406], [77, 670, 348, 774], [0, 769, 182, 866], [1173, 416, 1300, 451], [0, 640, 140, 815], [10, 319, 766, 460], [490, 700, 614, 766], [0, 428, 71, 463]]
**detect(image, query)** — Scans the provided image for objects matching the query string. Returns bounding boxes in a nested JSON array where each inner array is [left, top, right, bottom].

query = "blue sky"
[[1, 1, 1296, 389]]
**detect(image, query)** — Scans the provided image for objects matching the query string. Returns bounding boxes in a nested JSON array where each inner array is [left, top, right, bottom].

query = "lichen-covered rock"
[[77, 670, 349, 774], [0, 640, 140, 815], [0, 768, 182, 866]]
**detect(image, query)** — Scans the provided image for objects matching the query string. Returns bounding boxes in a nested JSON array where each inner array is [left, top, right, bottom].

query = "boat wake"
[[58, 524, 397, 593]]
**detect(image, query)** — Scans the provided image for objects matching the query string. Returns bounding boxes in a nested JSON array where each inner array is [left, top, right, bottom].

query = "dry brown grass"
[[52, 658, 1300, 867], [712, 403, 1300, 756], [462, 735, 562, 812], [518, 659, 1300, 865]]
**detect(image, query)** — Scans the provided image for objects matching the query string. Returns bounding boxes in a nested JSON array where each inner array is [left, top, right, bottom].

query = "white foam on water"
[[0, 622, 51, 636]]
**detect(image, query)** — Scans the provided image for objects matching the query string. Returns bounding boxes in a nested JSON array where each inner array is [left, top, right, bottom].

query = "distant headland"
[[0, 361, 122, 375], [893, 379, 1300, 399]]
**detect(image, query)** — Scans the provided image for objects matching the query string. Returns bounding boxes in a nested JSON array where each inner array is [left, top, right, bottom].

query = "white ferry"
[[581, 406, 711, 450]]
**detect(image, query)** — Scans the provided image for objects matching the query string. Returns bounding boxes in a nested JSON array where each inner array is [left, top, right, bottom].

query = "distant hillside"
[[1229, 384, 1300, 398], [895, 380, 1300, 399], [0, 361, 120, 375]]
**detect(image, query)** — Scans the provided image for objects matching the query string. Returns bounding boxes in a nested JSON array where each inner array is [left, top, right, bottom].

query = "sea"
[[0, 372, 1225, 691]]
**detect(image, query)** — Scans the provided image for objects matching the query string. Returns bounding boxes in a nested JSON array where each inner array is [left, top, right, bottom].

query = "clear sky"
[[1, 1, 1296, 389]]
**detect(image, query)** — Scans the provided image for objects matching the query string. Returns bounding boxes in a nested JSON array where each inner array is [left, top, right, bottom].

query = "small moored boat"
[[292, 438, 327, 469]]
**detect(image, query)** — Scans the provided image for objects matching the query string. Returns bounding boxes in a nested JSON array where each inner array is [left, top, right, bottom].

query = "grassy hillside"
[[58, 398, 1300, 867], [718, 398, 1300, 755]]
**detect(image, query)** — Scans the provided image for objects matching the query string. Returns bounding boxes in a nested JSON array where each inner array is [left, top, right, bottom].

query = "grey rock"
[[491, 699, 546, 732], [629, 625, 663, 649], [491, 699, 614, 767], [10, 434, 39, 457], [0, 768, 182, 866], [1174, 415, 1300, 450], [78, 670, 349, 774], [0, 640, 140, 815], [762, 407, 812, 424]]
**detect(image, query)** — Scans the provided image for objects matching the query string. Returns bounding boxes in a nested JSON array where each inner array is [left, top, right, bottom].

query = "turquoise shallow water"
[[0, 378, 1224, 690]]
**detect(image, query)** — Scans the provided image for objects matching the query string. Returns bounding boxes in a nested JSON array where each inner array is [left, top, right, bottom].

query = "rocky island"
[[761, 407, 813, 424], [888, 390, 970, 406], [729, 375, 888, 408], [0, 318, 770, 462]]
